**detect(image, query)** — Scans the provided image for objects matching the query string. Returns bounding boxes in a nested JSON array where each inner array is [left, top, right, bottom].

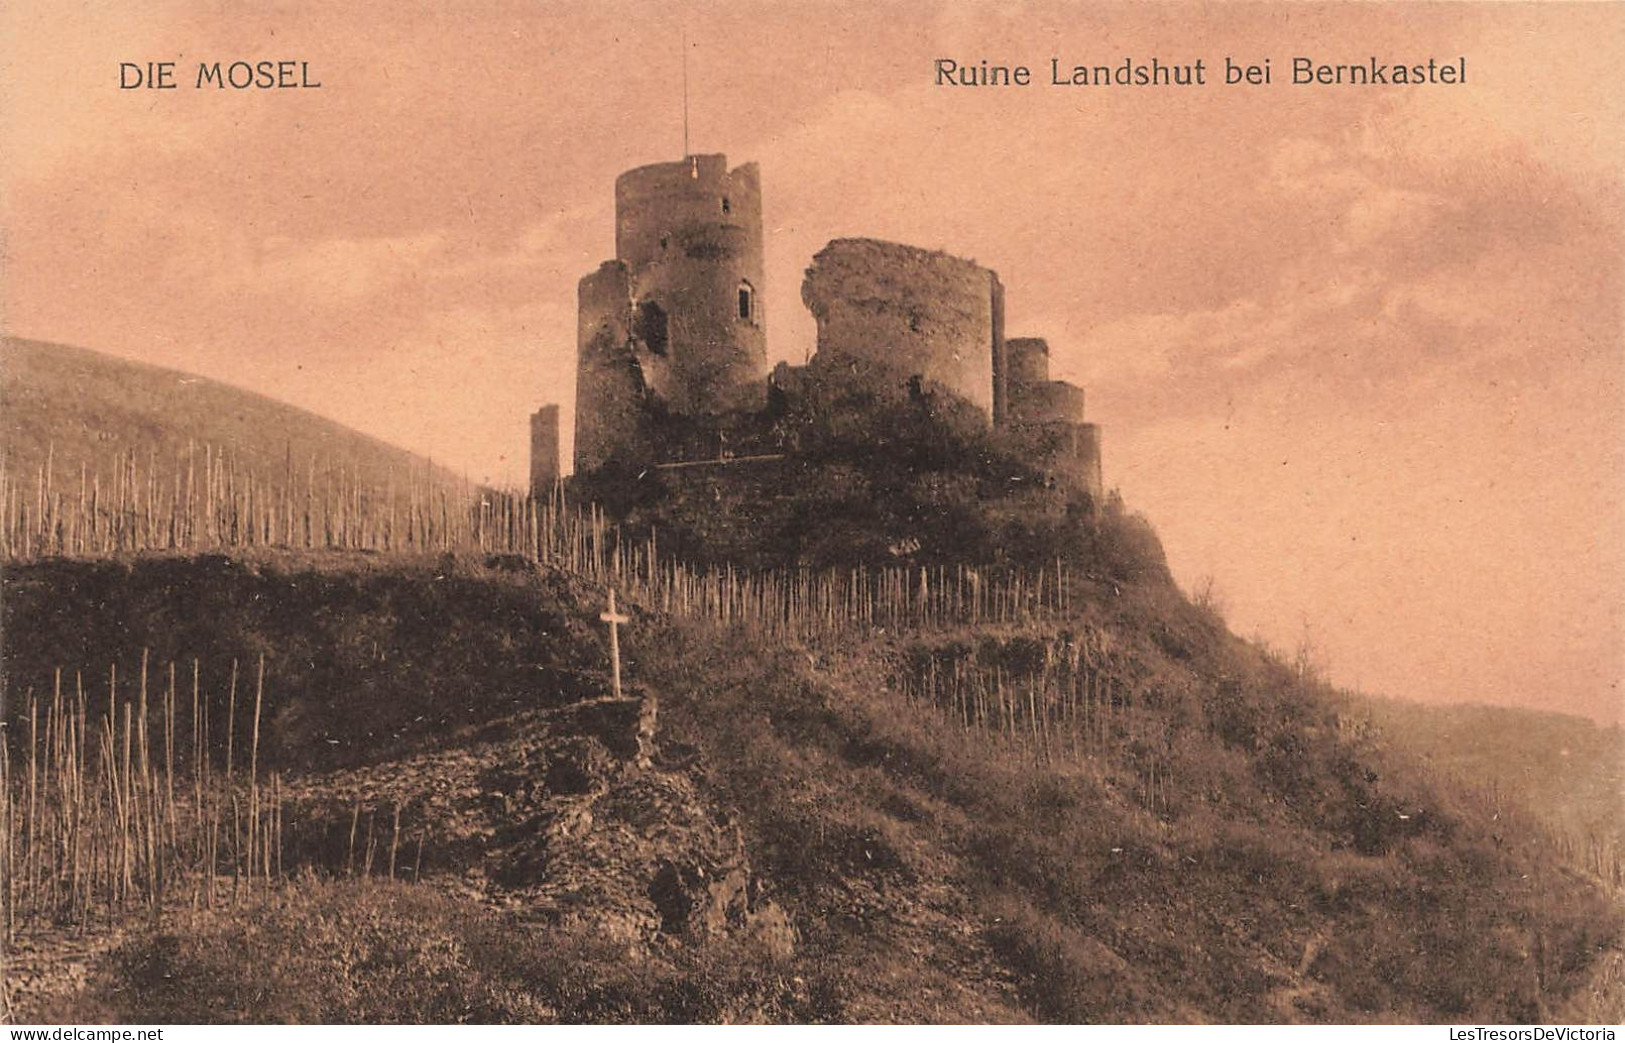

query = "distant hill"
[[1, 337, 464, 495], [1352, 696, 1623, 847]]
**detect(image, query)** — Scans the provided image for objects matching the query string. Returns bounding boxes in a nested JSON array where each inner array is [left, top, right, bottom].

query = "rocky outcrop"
[[282, 685, 793, 956]]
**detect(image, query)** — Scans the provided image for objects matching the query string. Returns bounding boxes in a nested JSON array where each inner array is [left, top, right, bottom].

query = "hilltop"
[[0, 338, 465, 495]]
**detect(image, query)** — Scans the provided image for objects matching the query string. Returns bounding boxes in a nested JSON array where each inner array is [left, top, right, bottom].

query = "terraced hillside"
[[3, 552, 1617, 1023]]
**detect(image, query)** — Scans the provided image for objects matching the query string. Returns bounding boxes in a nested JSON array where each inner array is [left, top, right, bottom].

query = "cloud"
[[225, 232, 448, 304]]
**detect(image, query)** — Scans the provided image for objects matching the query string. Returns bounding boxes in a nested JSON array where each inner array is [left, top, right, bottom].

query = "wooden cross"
[[600, 589, 629, 698]]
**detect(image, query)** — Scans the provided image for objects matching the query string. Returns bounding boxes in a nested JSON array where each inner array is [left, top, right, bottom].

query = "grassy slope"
[[649, 600, 1618, 1022], [5, 554, 1617, 1023], [0, 337, 465, 493]]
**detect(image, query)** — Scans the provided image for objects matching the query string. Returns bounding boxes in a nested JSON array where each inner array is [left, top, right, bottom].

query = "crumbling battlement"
[[616, 156, 763, 270], [801, 238, 1004, 419]]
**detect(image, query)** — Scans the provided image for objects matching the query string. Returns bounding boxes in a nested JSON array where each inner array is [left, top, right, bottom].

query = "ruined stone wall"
[[1008, 380, 1086, 426], [801, 238, 1000, 419], [574, 261, 646, 474], [1001, 335, 1101, 501], [1073, 422, 1104, 503], [614, 155, 768, 416], [1005, 337, 1051, 386], [1011, 420, 1104, 503], [530, 404, 561, 495]]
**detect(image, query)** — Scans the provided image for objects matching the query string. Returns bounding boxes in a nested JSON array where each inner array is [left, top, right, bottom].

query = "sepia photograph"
[[1, 0, 1621, 1029]]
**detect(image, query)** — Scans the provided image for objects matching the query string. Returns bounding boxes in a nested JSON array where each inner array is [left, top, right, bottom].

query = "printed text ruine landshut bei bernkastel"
[[934, 56, 1467, 88]]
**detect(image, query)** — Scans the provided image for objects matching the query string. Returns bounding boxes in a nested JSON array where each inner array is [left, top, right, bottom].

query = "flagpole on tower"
[[682, 28, 691, 158]]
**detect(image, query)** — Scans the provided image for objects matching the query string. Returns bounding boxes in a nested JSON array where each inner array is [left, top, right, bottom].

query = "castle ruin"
[[530, 153, 1102, 503]]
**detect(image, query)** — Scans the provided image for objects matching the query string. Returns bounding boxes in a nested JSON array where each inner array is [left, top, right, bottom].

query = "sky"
[[3, 1, 1622, 724]]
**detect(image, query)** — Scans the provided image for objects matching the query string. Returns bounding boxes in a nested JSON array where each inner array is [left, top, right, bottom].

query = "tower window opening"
[[635, 300, 669, 356], [721, 196, 731, 214], [737, 281, 755, 323], [660, 233, 669, 251]]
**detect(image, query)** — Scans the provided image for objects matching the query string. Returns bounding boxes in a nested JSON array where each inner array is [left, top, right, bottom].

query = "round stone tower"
[[613, 154, 769, 415]]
